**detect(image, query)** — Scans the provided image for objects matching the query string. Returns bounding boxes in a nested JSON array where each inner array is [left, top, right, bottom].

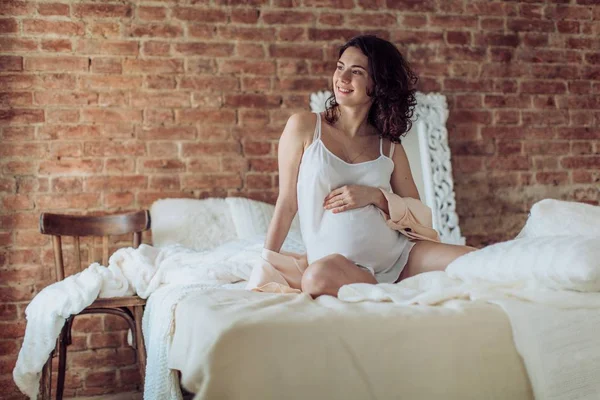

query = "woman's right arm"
[[263, 113, 311, 253]]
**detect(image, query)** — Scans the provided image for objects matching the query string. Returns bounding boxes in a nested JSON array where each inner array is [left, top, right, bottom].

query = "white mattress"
[[168, 289, 533, 400]]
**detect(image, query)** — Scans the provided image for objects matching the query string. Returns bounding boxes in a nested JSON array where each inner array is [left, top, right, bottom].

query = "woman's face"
[[333, 46, 374, 107]]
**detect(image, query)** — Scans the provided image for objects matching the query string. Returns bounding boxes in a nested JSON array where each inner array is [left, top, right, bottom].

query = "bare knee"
[[301, 262, 330, 297], [301, 254, 344, 297]]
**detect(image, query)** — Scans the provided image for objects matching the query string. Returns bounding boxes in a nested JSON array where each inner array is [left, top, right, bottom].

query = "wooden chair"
[[38, 210, 151, 400]]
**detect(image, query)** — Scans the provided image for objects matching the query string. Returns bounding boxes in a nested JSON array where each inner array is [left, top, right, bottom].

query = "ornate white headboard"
[[309, 91, 465, 245]]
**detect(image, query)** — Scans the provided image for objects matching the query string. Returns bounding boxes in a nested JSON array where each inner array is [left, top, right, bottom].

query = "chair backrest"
[[40, 210, 151, 282]]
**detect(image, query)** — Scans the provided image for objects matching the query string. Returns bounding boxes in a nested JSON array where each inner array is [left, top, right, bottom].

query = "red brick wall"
[[1, 0, 599, 398]]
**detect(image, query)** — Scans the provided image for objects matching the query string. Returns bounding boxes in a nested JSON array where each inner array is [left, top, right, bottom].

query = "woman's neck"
[[334, 105, 375, 138]]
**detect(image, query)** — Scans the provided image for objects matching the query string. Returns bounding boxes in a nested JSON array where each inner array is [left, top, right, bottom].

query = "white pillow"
[[516, 199, 600, 239], [225, 196, 303, 241], [447, 235, 600, 292], [225, 197, 275, 239], [150, 197, 306, 253], [150, 198, 237, 251]]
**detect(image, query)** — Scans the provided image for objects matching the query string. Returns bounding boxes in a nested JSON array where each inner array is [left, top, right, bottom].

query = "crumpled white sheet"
[[13, 241, 261, 399]]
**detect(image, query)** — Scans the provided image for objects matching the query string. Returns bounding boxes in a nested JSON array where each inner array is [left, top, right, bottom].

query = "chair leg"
[[56, 318, 71, 400], [133, 305, 147, 387], [39, 353, 53, 400]]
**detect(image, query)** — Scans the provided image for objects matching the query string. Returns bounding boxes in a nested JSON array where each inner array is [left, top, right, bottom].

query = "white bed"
[[145, 196, 600, 400], [143, 92, 531, 400], [141, 92, 600, 400]]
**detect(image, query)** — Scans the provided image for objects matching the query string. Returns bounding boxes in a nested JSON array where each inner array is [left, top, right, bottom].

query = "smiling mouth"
[[337, 86, 353, 94]]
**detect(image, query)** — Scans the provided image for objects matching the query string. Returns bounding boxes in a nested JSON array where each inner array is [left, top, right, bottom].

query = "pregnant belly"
[[306, 205, 402, 270]]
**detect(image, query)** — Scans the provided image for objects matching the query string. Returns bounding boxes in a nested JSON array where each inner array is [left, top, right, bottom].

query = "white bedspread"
[[169, 289, 533, 400], [339, 274, 600, 399]]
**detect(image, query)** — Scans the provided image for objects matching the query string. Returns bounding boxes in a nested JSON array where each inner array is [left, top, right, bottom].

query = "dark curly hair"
[[325, 35, 418, 144]]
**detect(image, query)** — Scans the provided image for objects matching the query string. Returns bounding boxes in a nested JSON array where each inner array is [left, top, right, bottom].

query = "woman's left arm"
[[368, 144, 419, 213], [389, 143, 420, 200]]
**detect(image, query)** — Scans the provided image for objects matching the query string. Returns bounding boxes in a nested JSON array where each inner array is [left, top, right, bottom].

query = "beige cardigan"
[[246, 189, 440, 293]]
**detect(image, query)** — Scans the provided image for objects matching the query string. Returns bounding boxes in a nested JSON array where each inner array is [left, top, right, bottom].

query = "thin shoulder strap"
[[313, 113, 321, 142], [389, 142, 395, 159], [379, 137, 383, 156]]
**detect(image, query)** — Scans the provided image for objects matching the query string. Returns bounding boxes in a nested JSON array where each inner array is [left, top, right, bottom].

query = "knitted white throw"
[[142, 282, 247, 400]]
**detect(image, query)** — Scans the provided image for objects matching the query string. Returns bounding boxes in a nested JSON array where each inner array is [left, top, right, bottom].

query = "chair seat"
[[87, 295, 146, 309]]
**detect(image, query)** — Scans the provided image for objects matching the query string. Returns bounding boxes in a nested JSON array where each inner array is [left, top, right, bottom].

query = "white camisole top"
[[296, 113, 415, 283]]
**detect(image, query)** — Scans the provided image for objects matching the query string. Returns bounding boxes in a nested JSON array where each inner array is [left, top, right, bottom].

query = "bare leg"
[[397, 241, 477, 282], [301, 254, 377, 298]]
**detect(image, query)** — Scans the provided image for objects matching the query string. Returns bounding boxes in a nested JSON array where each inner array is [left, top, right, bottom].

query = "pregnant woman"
[[264, 35, 476, 297]]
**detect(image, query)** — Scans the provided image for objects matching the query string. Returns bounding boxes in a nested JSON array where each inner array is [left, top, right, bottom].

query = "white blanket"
[[13, 241, 261, 399], [13, 262, 132, 399]]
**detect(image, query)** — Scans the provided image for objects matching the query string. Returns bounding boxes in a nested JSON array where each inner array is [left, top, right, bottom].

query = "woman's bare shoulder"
[[382, 136, 409, 163], [282, 111, 318, 145], [285, 111, 318, 132]]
